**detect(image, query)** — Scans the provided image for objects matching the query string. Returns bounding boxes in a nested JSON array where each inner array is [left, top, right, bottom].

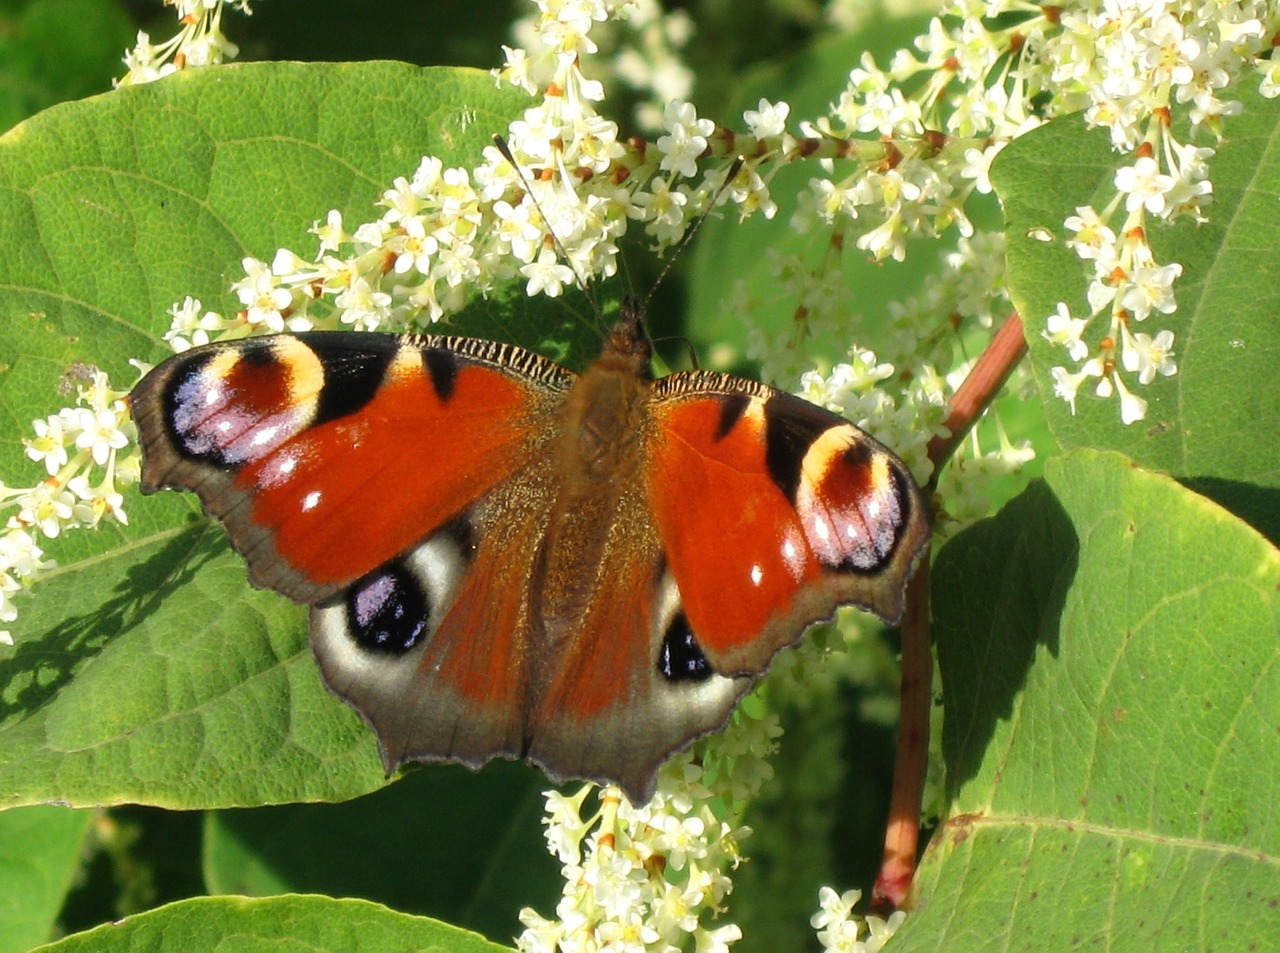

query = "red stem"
[[871, 559, 932, 912], [871, 312, 1027, 911], [926, 313, 1028, 478]]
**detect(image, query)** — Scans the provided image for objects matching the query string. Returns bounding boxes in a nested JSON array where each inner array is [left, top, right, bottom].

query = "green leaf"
[[994, 88, 1280, 541], [202, 764, 560, 945], [894, 450, 1280, 951], [0, 0, 135, 131], [0, 62, 532, 809], [33, 894, 515, 952], [0, 806, 93, 953]]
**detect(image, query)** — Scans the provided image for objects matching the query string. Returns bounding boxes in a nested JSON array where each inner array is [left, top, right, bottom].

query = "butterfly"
[[130, 298, 930, 803]]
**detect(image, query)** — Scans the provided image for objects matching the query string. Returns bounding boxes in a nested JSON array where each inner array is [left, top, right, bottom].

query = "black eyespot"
[[345, 563, 429, 654], [658, 613, 712, 682]]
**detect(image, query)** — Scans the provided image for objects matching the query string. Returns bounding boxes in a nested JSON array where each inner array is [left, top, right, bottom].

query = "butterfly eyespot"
[[658, 612, 713, 683], [346, 563, 430, 654]]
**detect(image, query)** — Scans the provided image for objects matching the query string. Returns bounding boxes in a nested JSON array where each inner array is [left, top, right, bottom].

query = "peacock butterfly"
[[130, 298, 930, 803]]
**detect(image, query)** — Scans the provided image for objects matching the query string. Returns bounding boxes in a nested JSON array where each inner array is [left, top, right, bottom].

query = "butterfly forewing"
[[133, 332, 571, 602], [646, 373, 930, 675]]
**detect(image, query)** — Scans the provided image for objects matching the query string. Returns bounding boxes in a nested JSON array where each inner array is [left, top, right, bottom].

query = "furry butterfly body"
[[131, 300, 929, 802]]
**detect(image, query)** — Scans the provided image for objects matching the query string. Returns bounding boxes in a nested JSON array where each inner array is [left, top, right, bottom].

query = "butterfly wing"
[[646, 372, 930, 676], [309, 470, 557, 778], [524, 496, 751, 802], [132, 332, 572, 602], [132, 331, 574, 775]]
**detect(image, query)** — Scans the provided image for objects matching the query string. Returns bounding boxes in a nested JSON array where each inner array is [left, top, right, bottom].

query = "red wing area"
[[425, 525, 536, 709], [647, 390, 821, 666], [240, 358, 541, 586], [535, 561, 657, 721], [132, 332, 569, 603], [646, 377, 929, 674]]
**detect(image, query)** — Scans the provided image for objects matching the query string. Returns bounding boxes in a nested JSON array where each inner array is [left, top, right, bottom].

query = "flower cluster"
[[810, 886, 905, 953], [117, 0, 250, 86], [1032, 0, 1278, 422], [509, 0, 696, 132], [156, 0, 783, 346], [797, 0, 1277, 422], [0, 368, 140, 645], [517, 705, 781, 953]]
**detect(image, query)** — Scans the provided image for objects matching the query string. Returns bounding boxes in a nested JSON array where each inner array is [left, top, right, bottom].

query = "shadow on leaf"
[[1179, 476, 1280, 548], [0, 523, 223, 723], [931, 479, 1078, 799]]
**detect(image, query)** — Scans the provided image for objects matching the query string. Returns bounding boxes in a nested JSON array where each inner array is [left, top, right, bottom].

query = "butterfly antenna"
[[493, 135, 602, 322], [641, 154, 746, 315]]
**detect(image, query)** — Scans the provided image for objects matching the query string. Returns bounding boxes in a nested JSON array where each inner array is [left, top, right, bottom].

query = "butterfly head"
[[599, 296, 655, 380]]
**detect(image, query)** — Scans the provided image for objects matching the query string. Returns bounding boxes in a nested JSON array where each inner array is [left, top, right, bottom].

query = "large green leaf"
[[33, 894, 514, 952], [895, 450, 1279, 951], [0, 62, 534, 809], [202, 763, 559, 946], [0, 805, 93, 952], [995, 88, 1280, 541]]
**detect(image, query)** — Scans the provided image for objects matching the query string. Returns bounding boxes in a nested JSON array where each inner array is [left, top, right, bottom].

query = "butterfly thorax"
[[536, 310, 656, 644]]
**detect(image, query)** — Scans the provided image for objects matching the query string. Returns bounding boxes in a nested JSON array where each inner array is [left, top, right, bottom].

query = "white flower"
[[24, 416, 69, 476], [311, 209, 349, 253], [1115, 156, 1176, 215], [631, 175, 690, 244], [520, 248, 576, 297], [1064, 206, 1117, 261], [541, 787, 597, 865], [334, 277, 393, 331], [656, 100, 714, 178], [233, 257, 295, 331], [811, 886, 860, 930], [1120, 261, 1182, 320], [392, 215, 440, 276], [15, 484, 76, 538], [959, 144, 998, 194], [67, 475, 128, 527], [0, 528, 49, 580], [695, 923, 743, 953], [1043, 303, 1090, 362], [164, 296, 232, 352], [72, 407, 130, 467], [493, 198, 544, 263], [743, 98, 790, 138], [1113, 373, 1149, 423], [1122, 329, 1177, 384], [1051, 360, 1103, 415]]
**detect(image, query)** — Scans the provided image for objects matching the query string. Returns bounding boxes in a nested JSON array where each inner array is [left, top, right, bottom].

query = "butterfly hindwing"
[[310, 480, 552, 779], [525, 494, 750, 800]]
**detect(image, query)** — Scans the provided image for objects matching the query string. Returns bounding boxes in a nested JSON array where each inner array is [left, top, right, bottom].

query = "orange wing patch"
[[242, 361, 538, 586], [647, 394, 821, 657]]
